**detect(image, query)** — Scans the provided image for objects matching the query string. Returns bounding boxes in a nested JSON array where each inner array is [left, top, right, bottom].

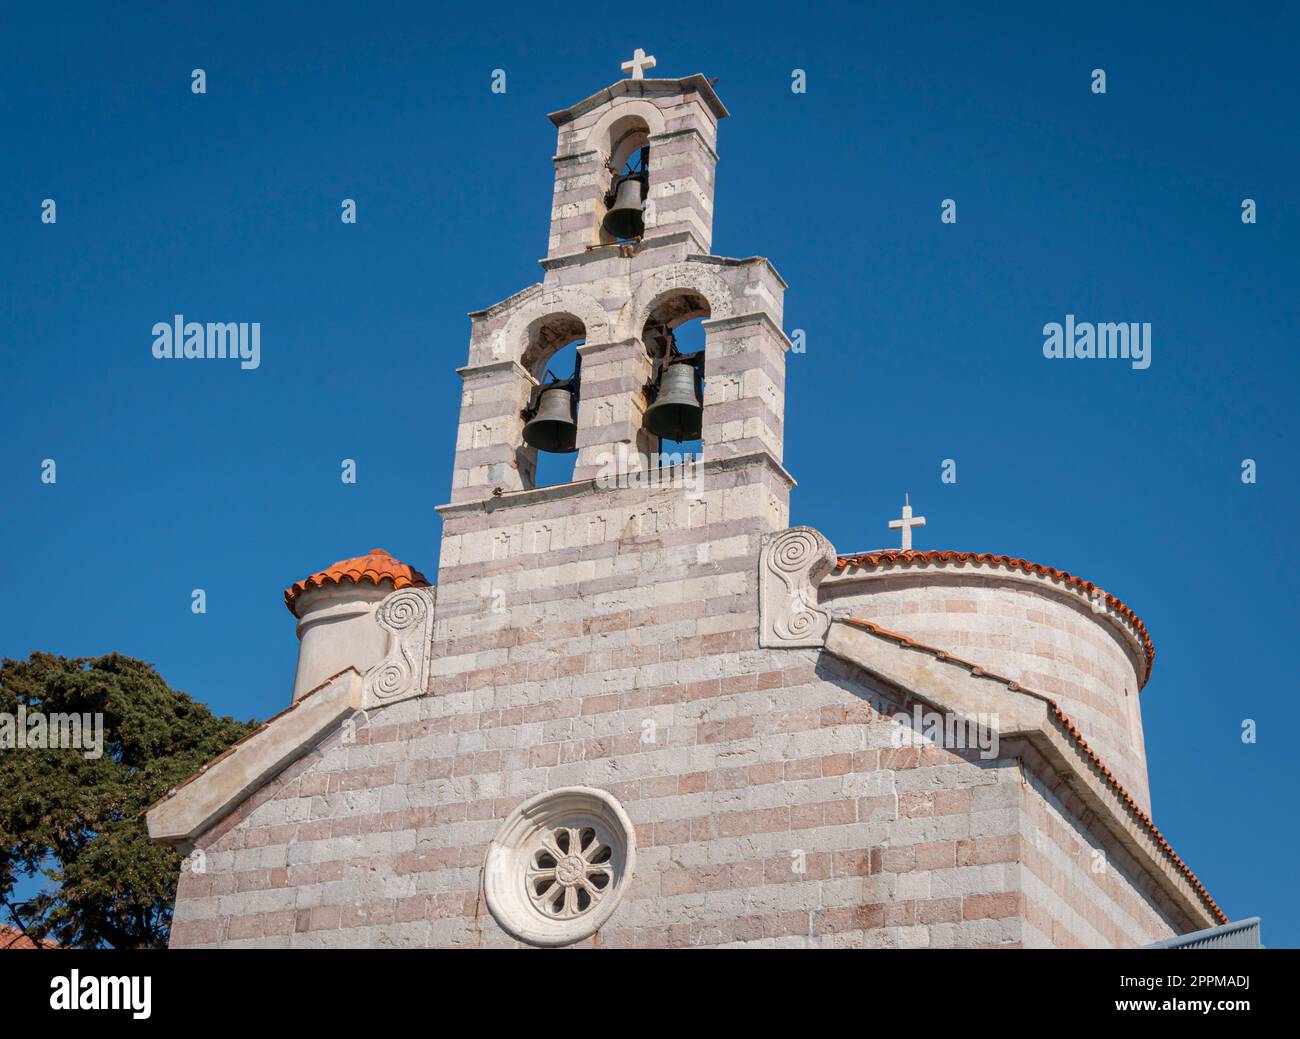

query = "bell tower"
[[436, 54, 794, 657], [545, 57, 723, 259]]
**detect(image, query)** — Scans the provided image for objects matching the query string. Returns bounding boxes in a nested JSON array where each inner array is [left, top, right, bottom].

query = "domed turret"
[[283, 548, 429, 702]]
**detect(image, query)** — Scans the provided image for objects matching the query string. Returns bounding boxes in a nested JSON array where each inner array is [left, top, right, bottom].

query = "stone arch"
[[493, 287, 613, 373], [519, 312, 585, 378], [617, 262, 736, 341], [583, 100, 667, 163]]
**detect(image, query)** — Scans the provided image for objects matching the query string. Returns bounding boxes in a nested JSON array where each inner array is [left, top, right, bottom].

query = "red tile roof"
[[835, 550, 1155, 686], [284, 548, 429, 614], [842, 617, 1225, 925], [0, 925, 54, 949]]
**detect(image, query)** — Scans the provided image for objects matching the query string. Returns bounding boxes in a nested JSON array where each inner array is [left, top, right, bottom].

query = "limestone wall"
[[168, 659, 1036, 947], [821, 567, 1153, 814], [166, 484, 1189, 949], [1015, 740, 1180, 947]]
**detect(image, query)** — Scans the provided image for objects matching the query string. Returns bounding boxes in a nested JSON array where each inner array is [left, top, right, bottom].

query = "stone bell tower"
[[437, 56, 795, 644]]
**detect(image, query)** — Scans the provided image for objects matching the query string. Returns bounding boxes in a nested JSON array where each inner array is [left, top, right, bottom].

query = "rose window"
[[483, 786, 635, 946], [527, 825, 614, 918]]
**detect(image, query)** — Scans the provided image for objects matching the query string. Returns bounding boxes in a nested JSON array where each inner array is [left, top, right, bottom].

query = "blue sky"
[[2, 2, 1296, 944]]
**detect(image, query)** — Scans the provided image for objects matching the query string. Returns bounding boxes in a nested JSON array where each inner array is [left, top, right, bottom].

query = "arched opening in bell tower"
[[599, 114, 652, 244], [519, 312, 586, 490], [641, 291, 709, 460]]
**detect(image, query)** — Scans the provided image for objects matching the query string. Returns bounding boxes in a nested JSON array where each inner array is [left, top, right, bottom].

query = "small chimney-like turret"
[[283, 548, 430, 702]]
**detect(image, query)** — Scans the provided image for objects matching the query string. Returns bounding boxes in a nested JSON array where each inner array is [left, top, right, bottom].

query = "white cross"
[[888, 494, 927, 551], [621, 48, 657, 80]]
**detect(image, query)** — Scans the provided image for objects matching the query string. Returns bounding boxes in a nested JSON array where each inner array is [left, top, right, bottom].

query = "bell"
[[522, 385, 577, 453], [644, 362, 703, 442], [602, 175, 645, 240]]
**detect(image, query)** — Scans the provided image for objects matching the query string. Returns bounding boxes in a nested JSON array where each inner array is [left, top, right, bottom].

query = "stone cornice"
[[702, 310, 792, 348], [691, 253, 789, 290], [705, 447, 795, 488], [648, 125, 721, 165], [436, 448, 794, 519], [539, 231, 705, 272], [456, 359, 534, 383], [468, 282, 543, 320], [576, 337, 642, 359], [551, 149, 600, 167], [547, 74, 729, 127]]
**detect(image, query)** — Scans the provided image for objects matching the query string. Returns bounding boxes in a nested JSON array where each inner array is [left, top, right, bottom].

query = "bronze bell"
[[644, 361, 703, 442], [522, 385, 577, 453], [602, 174, 646, 240]]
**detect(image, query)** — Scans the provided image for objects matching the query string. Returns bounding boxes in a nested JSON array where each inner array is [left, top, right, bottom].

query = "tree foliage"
[[0, 653, 257, 948]]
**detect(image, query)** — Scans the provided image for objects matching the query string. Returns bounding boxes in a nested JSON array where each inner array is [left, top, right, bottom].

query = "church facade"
[[147, 60, 1224, 948]]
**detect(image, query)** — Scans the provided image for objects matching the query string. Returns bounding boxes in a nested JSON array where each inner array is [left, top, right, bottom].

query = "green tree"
[[0, 653, 257, 948]]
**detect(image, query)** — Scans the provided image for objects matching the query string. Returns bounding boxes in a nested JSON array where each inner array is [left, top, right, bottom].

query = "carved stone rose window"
[[484, 787, 635, 946], [528, 824, 614, 918]]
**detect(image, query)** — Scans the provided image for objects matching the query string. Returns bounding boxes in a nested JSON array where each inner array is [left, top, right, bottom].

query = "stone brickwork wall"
[[166, 629, 1021, 947], [823, 570, 1152, 813], [1014, 740, 1180, 948], [166, 545, 1185, 949]]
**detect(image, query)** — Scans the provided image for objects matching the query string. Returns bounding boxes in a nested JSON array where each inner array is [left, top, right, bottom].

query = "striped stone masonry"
[[702, 311, 789, 465], [823, 558, 1153, 813], [149, 68, 1223, 950], [644, 126, 717, 253], [572, 337, 656, 482], [450, 360, 536, 503]]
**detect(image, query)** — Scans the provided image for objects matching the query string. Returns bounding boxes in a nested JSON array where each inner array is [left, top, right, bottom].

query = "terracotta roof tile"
[[835, 550, 1155, 686], [0, 925, 54, 950], [842, 618, 1225, 924], [284, 548, 429, 614]]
